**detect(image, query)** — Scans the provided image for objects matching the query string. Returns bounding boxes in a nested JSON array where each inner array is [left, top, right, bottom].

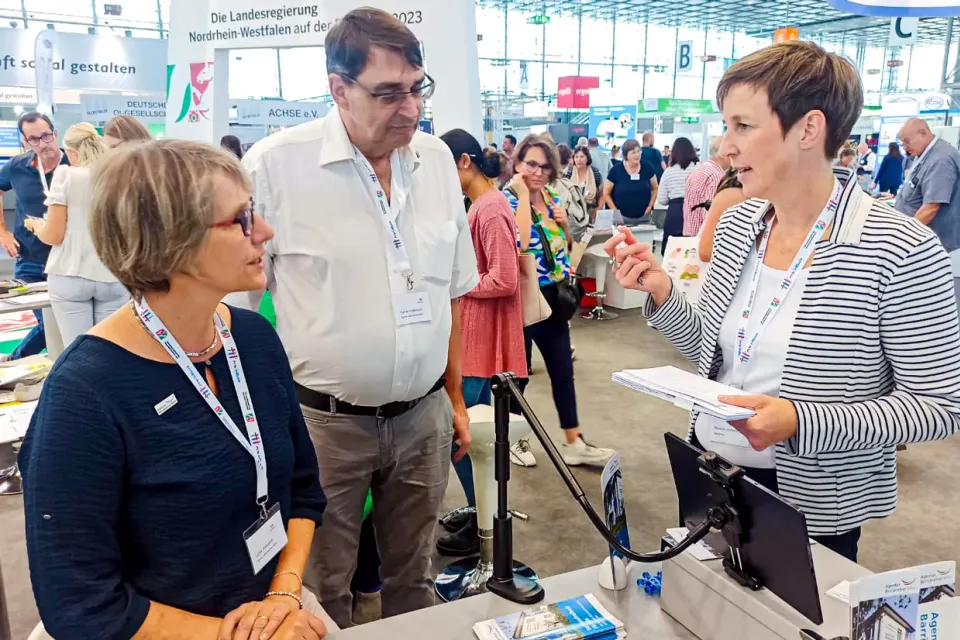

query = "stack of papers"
[[473, 594, 625, 640], [612, 366, 756, 421]]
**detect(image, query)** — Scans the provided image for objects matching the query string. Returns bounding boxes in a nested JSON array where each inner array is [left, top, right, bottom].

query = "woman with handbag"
[[435, 129, 528, 555], [504, 134, 615, 468]]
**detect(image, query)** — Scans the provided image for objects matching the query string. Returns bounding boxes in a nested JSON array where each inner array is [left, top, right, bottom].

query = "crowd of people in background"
[[6, 10, 960, 640]]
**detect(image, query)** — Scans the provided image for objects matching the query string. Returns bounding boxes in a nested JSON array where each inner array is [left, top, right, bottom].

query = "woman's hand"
[[602, 227, 671, 305], [509, 173, 529, 198], [645, 203, 654, 216], [718, 394, 799, 451], [552, 206, 568, 227], [271, 611, 327, 640], [218, 594, 301, 640], [23, 218, 42, 234]]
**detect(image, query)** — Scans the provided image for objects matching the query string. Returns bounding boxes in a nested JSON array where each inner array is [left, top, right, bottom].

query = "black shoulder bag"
[[530, 203, 584, 322]]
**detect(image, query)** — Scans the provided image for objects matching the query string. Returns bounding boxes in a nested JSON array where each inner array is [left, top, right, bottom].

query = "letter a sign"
[[677, 41, 693, 73], [889, 17, 918, 46]]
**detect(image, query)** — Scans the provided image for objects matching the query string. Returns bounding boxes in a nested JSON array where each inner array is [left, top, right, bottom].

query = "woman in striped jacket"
[[605, 41, 960, 562]]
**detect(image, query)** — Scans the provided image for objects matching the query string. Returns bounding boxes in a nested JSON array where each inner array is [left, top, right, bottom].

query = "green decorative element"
[[680, 116, 700, 124], [527, 14, 550, 24], [639, 98, 716, 116], [166, 64, 192, 124]]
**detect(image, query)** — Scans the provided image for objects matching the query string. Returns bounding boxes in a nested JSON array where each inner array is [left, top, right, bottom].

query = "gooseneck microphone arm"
[[490, 372, 727, 568]]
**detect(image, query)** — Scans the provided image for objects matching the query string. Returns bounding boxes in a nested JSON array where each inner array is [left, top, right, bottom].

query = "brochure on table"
[[600, 453, 632, 587], [849, 561, 956, 640], [473, 593, 625, 640]]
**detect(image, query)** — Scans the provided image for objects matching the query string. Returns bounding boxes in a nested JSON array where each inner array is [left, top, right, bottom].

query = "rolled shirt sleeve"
[[444, 155, 479, 299]]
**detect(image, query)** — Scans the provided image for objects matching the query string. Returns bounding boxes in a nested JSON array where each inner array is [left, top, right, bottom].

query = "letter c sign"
[[889, 18, 918, 46]]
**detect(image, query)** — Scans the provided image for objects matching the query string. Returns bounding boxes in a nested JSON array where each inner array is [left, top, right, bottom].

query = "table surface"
[[331, 561, 696, 639]]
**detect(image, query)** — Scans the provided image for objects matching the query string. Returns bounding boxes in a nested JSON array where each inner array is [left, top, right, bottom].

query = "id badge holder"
[[243, 502, 287, 575]]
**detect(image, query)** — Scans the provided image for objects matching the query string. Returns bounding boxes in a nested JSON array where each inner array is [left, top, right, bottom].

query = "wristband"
[[273, 570, 303, 589]]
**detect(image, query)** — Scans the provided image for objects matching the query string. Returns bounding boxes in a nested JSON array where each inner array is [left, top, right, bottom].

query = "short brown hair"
[[515, 134, 561, 183], [90, 140, 249, 297], [102, 115, 151, 144], [839, 148, 856, 159], [717, 41, 863, 159], [621, 138, 642, 159], [325, 7, 422, 78]]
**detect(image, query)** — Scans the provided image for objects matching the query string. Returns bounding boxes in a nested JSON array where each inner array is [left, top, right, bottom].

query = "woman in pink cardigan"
[[437, 129, 527, 556]]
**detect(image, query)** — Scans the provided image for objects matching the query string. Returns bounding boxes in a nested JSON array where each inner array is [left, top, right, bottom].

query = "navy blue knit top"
[[19, 307, 325, 640]]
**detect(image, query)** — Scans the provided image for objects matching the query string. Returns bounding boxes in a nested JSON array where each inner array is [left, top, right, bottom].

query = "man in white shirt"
[[236, 8, 478, 627]]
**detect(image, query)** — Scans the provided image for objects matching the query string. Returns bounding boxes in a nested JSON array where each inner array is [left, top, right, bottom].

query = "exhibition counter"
[[332, 543, 871, 640]]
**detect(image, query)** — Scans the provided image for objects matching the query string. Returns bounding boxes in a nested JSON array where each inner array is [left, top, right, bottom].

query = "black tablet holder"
[[486, 372, 761, 605]]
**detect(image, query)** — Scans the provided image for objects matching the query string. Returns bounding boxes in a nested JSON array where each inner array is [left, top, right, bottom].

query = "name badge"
[[243, 502, 287, 575], [630, 173, 641, 181], [394, 291, 433, 326], [711, 420, 752, 449]]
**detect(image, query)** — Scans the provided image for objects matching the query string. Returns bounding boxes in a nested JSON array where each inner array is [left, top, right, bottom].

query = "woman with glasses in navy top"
[[20, 140, 331, 640]]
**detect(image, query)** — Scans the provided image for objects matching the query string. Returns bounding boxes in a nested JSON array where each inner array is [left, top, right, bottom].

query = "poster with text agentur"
[[849, 561, 956, 640], [661, 236, 705, 307]]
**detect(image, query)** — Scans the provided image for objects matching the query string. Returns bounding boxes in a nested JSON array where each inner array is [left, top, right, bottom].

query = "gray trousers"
[[301, 389, 453, 629]]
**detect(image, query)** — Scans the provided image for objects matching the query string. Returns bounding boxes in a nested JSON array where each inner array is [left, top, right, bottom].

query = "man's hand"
[[218, 595, 300, 640], [0, 230, 18, 258], [270, 611, 327, 640], [452, 407, 471, 461], [717, 394, 799, 452]]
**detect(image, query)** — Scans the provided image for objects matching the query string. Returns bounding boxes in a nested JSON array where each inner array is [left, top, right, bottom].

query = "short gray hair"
[[90, 139, 249, 298]]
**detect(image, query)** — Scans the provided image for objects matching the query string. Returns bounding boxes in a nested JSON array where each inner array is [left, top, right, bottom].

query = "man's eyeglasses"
[[522, 160, 553, 175], [24, 132, 55, 147], [340, 73, 436, 105], [209, 199, 255, 237]]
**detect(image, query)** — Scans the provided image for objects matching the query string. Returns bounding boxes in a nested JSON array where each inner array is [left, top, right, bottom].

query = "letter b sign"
[[677, 41, 693, 73]]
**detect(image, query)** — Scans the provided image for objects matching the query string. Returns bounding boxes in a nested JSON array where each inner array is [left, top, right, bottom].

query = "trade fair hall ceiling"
[[485, 0, 954, 46]]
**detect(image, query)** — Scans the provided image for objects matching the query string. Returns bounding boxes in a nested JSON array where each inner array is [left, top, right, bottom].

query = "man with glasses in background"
[[232, 7, 478, 628], [0, 112, 67, 359]]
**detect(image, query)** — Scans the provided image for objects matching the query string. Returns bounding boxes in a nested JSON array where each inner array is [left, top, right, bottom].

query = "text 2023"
[[393, 11, 422, 24]]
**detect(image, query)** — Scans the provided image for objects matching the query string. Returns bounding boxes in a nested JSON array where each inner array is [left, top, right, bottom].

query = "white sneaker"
[[561, 436, 615, 467], [510, 439, 537, 467]]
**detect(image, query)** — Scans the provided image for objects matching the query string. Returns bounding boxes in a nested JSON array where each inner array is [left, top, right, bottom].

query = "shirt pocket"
[[417, 219, 458, 286]]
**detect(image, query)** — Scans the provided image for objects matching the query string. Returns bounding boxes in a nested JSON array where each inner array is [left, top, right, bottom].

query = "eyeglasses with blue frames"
[[209, 198, 255, 237], [339, 72, 436, 105]]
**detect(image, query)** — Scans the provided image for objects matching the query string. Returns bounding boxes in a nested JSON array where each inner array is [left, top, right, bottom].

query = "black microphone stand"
[[487, 372, 735, 604]]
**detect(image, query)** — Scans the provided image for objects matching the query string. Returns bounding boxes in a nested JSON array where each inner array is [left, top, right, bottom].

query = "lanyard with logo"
[[34, 154, 50, 196], [353, 147, 414, 291], [134, 298, 286, 573], [732, 181, 841, 382]]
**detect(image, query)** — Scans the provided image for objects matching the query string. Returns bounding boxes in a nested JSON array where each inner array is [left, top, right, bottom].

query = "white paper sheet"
[[612, 366, 755, 421], [665, 527, 723, 561], [0, 400, 38, 443]]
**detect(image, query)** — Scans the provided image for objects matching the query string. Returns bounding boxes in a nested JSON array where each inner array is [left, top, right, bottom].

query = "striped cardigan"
[[647, 167, 960, 536]]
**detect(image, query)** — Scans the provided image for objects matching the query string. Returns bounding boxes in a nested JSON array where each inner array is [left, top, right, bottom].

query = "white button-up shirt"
[[234, 108, 478, 406]]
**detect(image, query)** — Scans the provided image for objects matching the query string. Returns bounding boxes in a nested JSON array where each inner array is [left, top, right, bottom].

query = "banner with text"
[[80, 94, 166, 124], [0, 28, 166, 93], [232, 99, 329, 126]]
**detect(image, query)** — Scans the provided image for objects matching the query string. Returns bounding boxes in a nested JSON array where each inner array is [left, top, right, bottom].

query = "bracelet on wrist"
[[265, 591, 303, 609]]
